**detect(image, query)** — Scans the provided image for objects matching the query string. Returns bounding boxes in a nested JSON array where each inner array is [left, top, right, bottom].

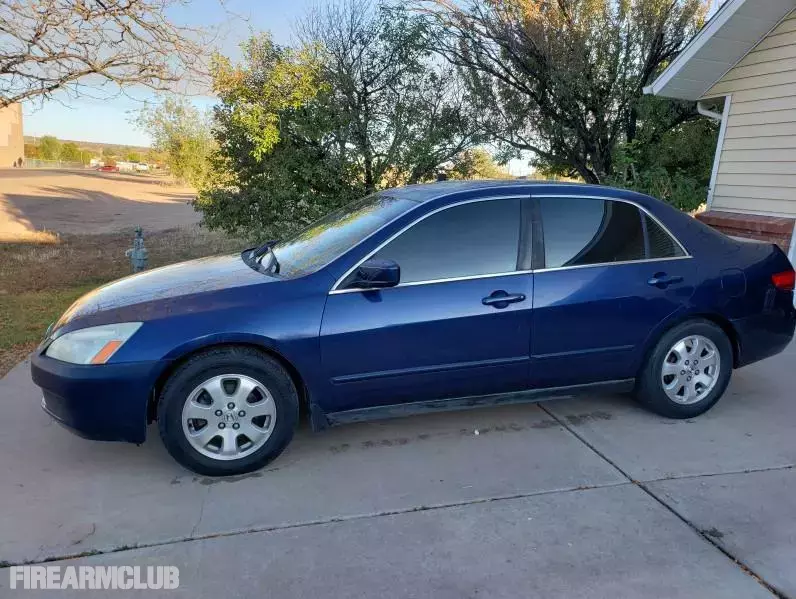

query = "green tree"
[[447, 148, 511, 180], [199, 0, 482, 239], [606, 95, 718, 211], [414, 0, 708, 184], [136, 97, 214, 186], [298, 0, 481, 189], [38, 136, 62, 160], [198, 34, 353, 239], [145, 148, 167, 166], [60, 142, 82, 162]]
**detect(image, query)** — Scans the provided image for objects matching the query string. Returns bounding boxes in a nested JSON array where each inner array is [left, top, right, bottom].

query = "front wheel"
[[157, 346, 299, 476], [636, 319, 733, 419]]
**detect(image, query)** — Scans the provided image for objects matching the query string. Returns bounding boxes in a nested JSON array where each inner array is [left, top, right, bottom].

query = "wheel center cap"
[[223, 411, 238, 424]]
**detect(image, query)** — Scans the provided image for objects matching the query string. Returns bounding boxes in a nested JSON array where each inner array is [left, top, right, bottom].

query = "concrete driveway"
[[1, 342, 794, 598]]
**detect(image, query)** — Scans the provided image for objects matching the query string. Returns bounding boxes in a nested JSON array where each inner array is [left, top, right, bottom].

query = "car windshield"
[[265, 192, 417, 278]]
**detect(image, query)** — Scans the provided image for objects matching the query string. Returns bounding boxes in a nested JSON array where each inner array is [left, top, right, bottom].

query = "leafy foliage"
[[136, 97, 214, 187], [447, 148, 512, 180], [297, 0, 481, 189], [198, 1, 482, 240], [38, 136, 61, 160], [161, 0, 718, 239], [606, 95, 718, 211], [59, 142, 82, 163], [124, 150, 143, 163], [413, 0, 708, 184], [196, 35, 356, 240]]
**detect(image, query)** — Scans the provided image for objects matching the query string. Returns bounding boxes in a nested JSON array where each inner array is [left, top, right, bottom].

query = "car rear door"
[[319, 196, 534, 413], [530, 194, 698, 388]]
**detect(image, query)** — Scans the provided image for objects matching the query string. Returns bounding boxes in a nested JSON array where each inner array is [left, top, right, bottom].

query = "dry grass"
[[0, 226, 248, 377], [0, 229, 59, 244]]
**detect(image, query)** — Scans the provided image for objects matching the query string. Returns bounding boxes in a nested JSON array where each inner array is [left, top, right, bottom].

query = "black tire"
[[636, 319, 733, 419], [157, 346, 299, 476]]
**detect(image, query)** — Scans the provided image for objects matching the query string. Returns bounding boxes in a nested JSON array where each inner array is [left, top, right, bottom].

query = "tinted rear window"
[[645, 214, 685, 259], [539, 197, 645, 268]]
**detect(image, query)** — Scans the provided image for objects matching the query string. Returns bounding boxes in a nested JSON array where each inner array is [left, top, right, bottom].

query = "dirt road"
[[0, 169, 200, 241]]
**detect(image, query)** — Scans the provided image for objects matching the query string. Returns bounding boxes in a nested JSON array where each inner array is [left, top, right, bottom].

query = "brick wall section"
[[696, 210, 794, 253]]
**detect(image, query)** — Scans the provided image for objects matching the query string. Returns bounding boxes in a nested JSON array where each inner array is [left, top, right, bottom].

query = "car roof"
[[388, 180, 654, 205]]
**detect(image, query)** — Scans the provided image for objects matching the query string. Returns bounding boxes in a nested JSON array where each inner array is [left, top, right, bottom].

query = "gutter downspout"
[[697, 100, 723, 121], [703, 96, 732, 211]]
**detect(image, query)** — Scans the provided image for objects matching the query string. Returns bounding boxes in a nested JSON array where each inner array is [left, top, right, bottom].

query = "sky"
[[23, 0, 316, 146]]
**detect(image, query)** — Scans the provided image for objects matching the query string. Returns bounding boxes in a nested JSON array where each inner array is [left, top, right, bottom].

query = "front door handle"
[[648, 273, 684, 289], [482, 290, 526, 309]]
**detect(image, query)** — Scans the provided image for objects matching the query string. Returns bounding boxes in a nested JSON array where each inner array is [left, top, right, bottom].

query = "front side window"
[[369, 198, 522, 284]]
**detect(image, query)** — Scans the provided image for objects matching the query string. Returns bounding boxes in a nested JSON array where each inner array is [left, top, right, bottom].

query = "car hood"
[[54, 254, 272, 330]]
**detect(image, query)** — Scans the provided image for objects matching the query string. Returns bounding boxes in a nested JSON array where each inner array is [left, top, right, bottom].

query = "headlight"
[[45, 323, 143, 365]]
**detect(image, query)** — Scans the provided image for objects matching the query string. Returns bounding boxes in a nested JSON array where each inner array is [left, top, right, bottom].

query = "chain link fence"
[[22, 159, 87, 169]]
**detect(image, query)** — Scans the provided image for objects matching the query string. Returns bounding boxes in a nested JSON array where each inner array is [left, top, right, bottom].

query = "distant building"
[[0, 103, 24, 167]]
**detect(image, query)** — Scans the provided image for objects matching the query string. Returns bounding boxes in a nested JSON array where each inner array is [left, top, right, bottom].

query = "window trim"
[[531, 194, 691, 273], [330, 195, 529, 294]]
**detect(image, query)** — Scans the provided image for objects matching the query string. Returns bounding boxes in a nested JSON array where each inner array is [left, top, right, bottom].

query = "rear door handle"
[[648, 273, 684, 289], [482, 291, 526, 309]]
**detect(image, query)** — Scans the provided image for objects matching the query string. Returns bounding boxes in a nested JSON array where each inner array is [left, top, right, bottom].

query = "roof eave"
[[646, 0, 749, 100]]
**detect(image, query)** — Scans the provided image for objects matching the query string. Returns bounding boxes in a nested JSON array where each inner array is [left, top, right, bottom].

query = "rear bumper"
[[31, 352, 162, 443], [733, 305, 796, 367]]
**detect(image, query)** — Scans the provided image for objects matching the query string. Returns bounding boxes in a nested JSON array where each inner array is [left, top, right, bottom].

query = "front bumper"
[[31, 352, 162, 443]]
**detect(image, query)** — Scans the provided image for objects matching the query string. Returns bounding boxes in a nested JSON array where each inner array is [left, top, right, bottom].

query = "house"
[[645, 0, 796, 268], [0, 103, 24, 168]]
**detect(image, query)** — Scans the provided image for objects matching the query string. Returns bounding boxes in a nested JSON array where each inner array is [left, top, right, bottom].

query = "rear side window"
[[645, 214, 685, 259], [539, 197, 645, 268], [372, 198, 521, 284], [539, 197, 684, 268]]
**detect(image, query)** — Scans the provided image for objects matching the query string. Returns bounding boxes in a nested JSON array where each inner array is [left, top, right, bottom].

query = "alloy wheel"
[[181, 374, 276, 460], [660, 335, 721, 405]]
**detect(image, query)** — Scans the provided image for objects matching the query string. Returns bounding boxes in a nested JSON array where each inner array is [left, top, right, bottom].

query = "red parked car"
[[96, 165, 119, 172]]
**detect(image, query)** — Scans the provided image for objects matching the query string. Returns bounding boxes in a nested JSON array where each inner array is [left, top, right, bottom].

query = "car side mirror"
[[348, 258, 400, 289]]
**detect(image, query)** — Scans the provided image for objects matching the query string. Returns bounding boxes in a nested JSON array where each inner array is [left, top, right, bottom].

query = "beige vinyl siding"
[[703, 9, 796, 217]]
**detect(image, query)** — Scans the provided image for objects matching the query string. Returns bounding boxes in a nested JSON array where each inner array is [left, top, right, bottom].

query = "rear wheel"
[[636, 319, 733, 418], [157, 347, 298, 476]]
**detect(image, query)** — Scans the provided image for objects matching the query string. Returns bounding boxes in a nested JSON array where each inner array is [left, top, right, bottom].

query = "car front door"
[[530, 195, 698, 388], [319, 196, 534, 413]]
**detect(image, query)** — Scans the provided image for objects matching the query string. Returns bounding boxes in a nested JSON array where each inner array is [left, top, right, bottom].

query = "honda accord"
[[32, 181, 796, 475]]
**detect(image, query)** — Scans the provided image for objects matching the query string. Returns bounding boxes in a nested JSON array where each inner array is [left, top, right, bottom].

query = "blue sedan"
[[32, 181, 796, 475]]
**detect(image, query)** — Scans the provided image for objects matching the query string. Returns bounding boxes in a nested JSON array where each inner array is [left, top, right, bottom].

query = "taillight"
[[772, 270, 795, 291]]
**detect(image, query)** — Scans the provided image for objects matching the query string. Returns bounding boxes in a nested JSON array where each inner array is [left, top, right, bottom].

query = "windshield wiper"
[[251, 240, 277, 260]]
